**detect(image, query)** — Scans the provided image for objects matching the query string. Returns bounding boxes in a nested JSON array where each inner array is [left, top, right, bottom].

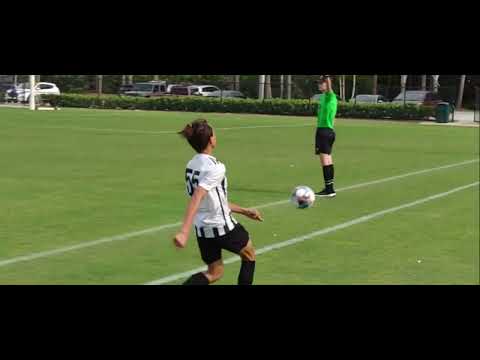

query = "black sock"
[[323, 164, 335, 192], [183, 272, 210, 285], [238, 261, 256, 285]]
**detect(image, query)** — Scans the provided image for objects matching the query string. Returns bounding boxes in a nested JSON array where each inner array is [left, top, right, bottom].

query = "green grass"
[[0, 107, 478, 285]]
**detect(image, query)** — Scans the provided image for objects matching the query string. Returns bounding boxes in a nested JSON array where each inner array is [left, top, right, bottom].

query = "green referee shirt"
[[317, 91, 338, 129]]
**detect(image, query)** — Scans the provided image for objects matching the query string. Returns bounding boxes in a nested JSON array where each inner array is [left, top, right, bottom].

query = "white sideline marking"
[[145, 182, 479, 285], [41, 123, 313, 135], [0, 159, 477, 268]]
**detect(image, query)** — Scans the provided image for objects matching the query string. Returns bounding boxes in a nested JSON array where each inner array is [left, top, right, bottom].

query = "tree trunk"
[[154, 75, 159, 81], [258, 75, 266, 100], [351, 75, 357, 100], [432, 75, 440, 93], [234, 75, 240, 91], [401, 75, 408, 93], [457, 75, 467, 109], [280, 75, 284, 99], [13, 75, 18, 86], [287, 75, 292, 99], [401, 75, 408, 105], [421, 75, 427, 91], [372, 74, 378, 95], [128, 75, 134, 85], [97, 75, 103, 96], [122, 75, 126, 85], [339, 75, 346, 101], [29, 75, 36, 110], [265, 75, 272, 99]]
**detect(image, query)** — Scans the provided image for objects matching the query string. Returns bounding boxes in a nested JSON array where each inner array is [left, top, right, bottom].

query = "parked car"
[[119, 84, 135, 94], [3, 84, 18, 102], [353, 95, 388, 104], [169, 85, 196, 96], [4, 82, 60, 103], [392, 91, 443, 107], [124, 81, 167, 97], [188, 85, 221, 96], [204, 90, 246, 99], [166, 84, 183, 93]]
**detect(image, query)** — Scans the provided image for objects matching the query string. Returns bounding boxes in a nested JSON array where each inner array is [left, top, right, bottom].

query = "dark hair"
[[178, 119, 214, 153]]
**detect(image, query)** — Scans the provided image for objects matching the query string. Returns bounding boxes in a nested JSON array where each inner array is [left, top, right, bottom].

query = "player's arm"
[[323, 75, 333, 93], [229, 202, 264, 222], [173, 186, 208, 248]]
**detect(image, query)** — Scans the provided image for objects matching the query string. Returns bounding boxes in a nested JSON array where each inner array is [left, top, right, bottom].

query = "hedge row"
[[43, 94, 436, 120]]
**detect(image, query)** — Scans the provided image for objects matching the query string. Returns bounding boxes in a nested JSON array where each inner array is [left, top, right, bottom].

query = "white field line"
[[145, 182, 479, 285], [40, 123, 314, 135], [0, 159, 478, 268]]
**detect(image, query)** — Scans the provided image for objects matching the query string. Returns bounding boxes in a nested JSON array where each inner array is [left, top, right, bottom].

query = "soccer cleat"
[[315, 188, 336, 198]]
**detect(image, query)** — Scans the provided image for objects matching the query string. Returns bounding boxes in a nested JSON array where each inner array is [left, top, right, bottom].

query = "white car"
[[5, 82, 60, 103], [188, 85, 221, 96]]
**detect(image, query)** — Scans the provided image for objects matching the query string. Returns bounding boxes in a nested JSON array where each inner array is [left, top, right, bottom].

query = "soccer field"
[[0, 107, 478, 285]]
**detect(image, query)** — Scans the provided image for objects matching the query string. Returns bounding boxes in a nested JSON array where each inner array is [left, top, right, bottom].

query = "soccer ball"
[[290, 186, 316, 209]]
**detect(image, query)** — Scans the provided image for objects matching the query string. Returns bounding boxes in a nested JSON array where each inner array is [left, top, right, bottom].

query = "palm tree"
[[234, 75, 240, 91], [421, 75, 427, 91], [97, 75, 103, 96], [287, 75, 292, 99], [265, 75, 272, 99], [122, 75, 126, 85], [432, 75, 440, 93], [350, 75, 357, 100], [339, 75, 346, 101], [401, 75, 408, 93], [258, 75, 266, 100], [128, 75, 134, 85], [401, 75, 408, 104], [280, 75, 284, 98], [457, 75, 467, 108], [372, 74, 378, 95]]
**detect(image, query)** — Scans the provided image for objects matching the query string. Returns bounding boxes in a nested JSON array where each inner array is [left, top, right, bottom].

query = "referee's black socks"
[[323, 164, 335, 192], [183, 272, 210, 285], [238, 261, 255, 285]]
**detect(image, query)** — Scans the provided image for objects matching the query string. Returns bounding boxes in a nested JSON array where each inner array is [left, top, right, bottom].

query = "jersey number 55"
[[186, 168, 200, 196]]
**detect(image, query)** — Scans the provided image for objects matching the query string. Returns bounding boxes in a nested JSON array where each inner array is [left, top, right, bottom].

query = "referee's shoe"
[[315, 188, 336, 198]]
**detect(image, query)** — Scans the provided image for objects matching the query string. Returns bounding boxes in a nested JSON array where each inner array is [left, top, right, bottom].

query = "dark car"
[[392, 91, 442, 107], [119, 84, 135, 94], [1, 83, 14, 101], [124, 81, 167, 97], [168, 86, 196, 96]]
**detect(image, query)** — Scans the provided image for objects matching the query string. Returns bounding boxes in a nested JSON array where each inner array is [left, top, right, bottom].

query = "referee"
[[315, 75, 338, 197]]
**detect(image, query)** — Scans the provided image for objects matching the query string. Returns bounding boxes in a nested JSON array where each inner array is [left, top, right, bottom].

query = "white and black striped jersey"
[[185, 153, 237, 238]]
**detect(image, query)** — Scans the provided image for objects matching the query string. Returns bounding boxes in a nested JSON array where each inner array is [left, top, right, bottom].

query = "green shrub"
[[44, 94, 436, 120]]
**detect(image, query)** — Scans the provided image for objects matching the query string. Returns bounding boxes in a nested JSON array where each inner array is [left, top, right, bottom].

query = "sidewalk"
[[420, 110, 479, 128]]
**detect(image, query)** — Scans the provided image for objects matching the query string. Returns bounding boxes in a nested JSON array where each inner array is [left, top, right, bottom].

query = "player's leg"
[[183, 237, 223, 285], [238, 240, 256, 285], [316, 130, 336, 197], [221, 224, 256, 285]]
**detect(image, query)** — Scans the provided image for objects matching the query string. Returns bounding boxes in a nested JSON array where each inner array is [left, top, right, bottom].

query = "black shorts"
[[196, 224, 250, 265], [315, 127, 336, 155]]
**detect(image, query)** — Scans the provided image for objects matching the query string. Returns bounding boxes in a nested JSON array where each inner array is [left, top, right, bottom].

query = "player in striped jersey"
[[174, 119, 263, 285]]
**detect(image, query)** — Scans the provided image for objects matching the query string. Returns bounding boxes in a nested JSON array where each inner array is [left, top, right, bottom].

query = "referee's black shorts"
[[315, 127, 336, 155], [196, 224, 250, 265]]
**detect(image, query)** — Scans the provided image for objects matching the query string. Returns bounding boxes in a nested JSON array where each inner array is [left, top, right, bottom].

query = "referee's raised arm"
[[323, 75, 333, 93]]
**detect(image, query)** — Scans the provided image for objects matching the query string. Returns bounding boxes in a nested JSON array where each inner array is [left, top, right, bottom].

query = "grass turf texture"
[[0, 107, 478, 284]]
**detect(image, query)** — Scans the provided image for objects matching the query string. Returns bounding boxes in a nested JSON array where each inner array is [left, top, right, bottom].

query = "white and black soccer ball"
[[290, 186, 316, 209]]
